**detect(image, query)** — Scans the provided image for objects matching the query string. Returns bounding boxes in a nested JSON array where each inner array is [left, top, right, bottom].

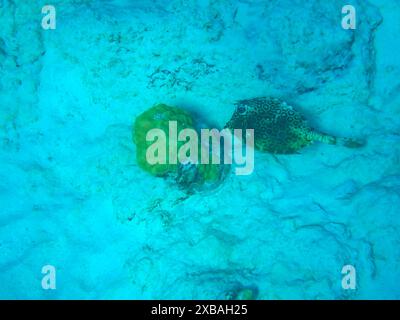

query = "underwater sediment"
[[0, 0, 399, 299]]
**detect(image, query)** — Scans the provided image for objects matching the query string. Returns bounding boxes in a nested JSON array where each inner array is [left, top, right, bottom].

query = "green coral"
[[133, 103, 226, 189], [198, 162, 221, 182], [133, 103, 194, 177]]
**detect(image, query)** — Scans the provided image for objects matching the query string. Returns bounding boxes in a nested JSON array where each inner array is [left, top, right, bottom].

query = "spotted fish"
[[225, 97, 364, 154]]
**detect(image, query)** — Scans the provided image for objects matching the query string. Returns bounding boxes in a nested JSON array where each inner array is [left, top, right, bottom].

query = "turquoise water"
[[0, 0, 399, 299]]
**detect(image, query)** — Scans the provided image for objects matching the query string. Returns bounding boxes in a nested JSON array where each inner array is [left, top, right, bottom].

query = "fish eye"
[[237, 105, 247, 115]]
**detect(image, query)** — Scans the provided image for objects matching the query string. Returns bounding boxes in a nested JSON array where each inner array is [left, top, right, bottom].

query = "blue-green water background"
[[0, 0, 399, 299]]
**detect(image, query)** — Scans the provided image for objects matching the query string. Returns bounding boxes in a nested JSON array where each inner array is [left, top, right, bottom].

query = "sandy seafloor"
[[0, 0, 399, 299]]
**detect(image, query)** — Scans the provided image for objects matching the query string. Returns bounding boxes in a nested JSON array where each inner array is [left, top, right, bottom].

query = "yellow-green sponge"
[[133, 103, 227, 190], [133, 103, 195, 177]]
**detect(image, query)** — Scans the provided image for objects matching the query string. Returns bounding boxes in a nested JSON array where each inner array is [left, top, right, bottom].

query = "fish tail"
[[309, 131, 365, 148]]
